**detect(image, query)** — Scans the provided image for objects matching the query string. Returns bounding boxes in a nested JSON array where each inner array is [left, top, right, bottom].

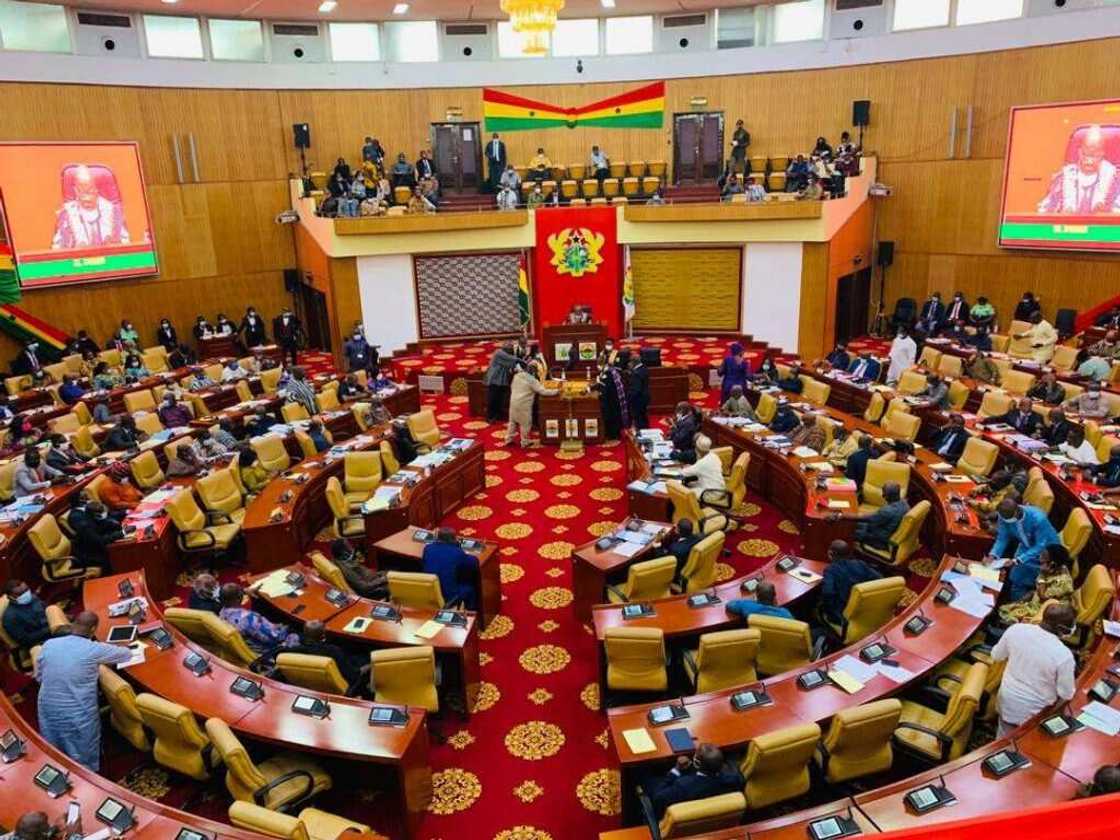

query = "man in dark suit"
[[931, 414, 969, 463], [485, 132, 507, 193], [981, 397, 1040, 436], [1040, 407, 1073, 446], [845, 433, 874, 488], [854, 482, 908, 549], [627, 355, 650, 430], [770, 400, 800, 434], [421, 528, 479, 610], [943, 291, 969, 326], [416, 149, 435, 181], [916, 292, 945, 336], [70, 502, 124, 570], [288, 619, 367, 686], [643, 743, 744, 819], [11, 342, 42, 377], [272, 308, 303, 366], [663, 519, 703, 581], [847, 352, 881, 383], [819, 540, 881, 626]]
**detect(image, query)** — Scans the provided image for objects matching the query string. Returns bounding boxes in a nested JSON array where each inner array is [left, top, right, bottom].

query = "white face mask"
[[14, 590, 32, 605]]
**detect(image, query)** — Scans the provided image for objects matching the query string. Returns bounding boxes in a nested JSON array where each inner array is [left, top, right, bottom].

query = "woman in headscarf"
[[717, 342, 751, 404]]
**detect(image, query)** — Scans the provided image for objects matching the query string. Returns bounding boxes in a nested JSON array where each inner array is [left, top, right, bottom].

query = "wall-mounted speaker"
[[877, 241, 895, 268], [853, 100, 871, 127], [292, 123, 311, 150], [283, 268, 300, 293]]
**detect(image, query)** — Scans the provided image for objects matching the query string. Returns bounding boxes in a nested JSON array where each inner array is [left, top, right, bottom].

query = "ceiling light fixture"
[[160, 0, 179, 4], [501, 0, 564, 55], [600, 0, 615, 8], [392, 3, 410, 13], [318, 1, 338, 12]]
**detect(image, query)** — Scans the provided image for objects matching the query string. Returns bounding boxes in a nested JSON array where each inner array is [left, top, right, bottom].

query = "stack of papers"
[[622, 728, 656, 754], [254, 570, 297, 598], [637, 429, 664, 442], [413, 620, 444, 640], [940, 571, 997, 617], [618, 530, 653, 546], [627, 479, 667, 495], [1078, 702, 1120, 736], [792, 446, 820, 459], [613, 542, 645, 559], [825, 477, 857, 492]]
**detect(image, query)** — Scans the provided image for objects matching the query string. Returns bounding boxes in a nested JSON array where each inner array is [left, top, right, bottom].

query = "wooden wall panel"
[[630, 248, 741, 331], [798, 243, 830, 361]]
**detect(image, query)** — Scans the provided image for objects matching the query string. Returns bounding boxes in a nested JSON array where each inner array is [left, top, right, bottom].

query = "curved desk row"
[[249, 562, 482, 713], [85, 573, 432, 839]]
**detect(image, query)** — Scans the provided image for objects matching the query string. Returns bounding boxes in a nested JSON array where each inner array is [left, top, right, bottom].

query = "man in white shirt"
[[1012, 312, 1058, 364], [885, 328, 917, 385], [990, 603, 1076, 737], [681, 434, 725, 499], [1059, 426, 1100, 466], [590, 145, 610, 183]]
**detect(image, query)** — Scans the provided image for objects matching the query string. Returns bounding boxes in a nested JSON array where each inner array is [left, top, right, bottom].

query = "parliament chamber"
[[2, 2, 1120, 839]]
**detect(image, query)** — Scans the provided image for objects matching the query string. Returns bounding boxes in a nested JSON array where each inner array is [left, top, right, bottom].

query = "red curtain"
[[531, 206, 622, 339]]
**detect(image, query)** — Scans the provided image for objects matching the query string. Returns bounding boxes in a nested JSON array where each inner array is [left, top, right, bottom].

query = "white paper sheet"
[[832, 654, 878, 684]]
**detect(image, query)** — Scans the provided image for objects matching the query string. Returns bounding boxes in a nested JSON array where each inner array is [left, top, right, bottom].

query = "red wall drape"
[[531, 206, 622, 338]]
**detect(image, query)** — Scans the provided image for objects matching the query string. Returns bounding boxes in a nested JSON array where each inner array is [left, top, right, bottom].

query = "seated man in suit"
[[642, 743, 744, 819], [330, 538, 388, 600], [769, 399, 800, 435], [819, 540, 881, 626], [725, 580, 793, 622], [776, 363, 804, 394], [421, 528, 479, 611], [662, 519, 704, 583], [980, 397, 1040, 436], [919, 373, 950, 410], [528, 147, 552, 182], [288, 619, 367, 687], [854, 482, 908, 550], [824, 343, 850, 371], [1040, 407, 1073, 446], [847, 351, 881, 383], [931, 413, 970, 463], [2, 579, 51, 648], [188, 573, 221, 614]]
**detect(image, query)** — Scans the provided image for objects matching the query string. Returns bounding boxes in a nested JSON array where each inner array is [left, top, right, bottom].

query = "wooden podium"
[[541, 322, 608, 377]]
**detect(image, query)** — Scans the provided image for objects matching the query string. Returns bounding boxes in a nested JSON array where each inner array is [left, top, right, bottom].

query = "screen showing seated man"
[[52, 164, 131, 249]]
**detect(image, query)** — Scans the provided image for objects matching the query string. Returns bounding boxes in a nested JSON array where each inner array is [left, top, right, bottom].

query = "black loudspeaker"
[[283, 268, 300, 293], [640, 347, 662, 368], [853, 100, 871, 127], [292, 123, 311, 149], [877, 241, 895, 268]]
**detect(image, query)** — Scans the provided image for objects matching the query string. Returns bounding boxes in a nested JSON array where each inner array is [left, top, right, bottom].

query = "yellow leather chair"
[[739, 723, 821, 809], [203, 612, 261, 668], [343, 452, 382, 506], [683, 629, 760, 694], [931, 655, 1005, 721], [1050, 344, 1079, 373], [1061, 508, 1094, 579], [136, 693, 214, 780], [309, 551, 352, 594], [581, 178, 601, 198], [726, 452, 749, 510], [30, 514, 99, 584], [252, 435, 291, 472], [956, 437, 999, 478], [895, 370, 927, 396], [653, 793, 747, 840], [123, 389, 156, 414], [276, 653, 351, 695], [0, 461, 18, 503], [560, 179, 579, 200], [84, 475, 108, 506], [895, 662, 986, 762], [0, 598, 65, 672], [1023, 468, 1054, 515], [73, 425, 100, 459], [815, 699, 902, 784], [937, 349, 964, 375], [711, 446, 733, 476], [1095, 434, 1120, 465], [134, 413, 164, 437], [1062, 564, 1116, 649], [858, 500, 929, 567], [860, 460, 911, 512], [281, 403, 310, 424], [259, 368, 282, 394], [917, 346, 942, 369], [317, 388, 340, 413], [142, 349, 169, 374], [196, 468, 246, 524], [48, 413, 81, 436], [799, 376, 831, 406], [387, 571, 444, 610], [293, 431, 317, 460], [667, 481, 729, 535], [946, 379, 970, 411], [5, 375, 30, 396], [863, 392, 886, 423], [603, 178, 621, 198], [977, 390, 1014, 419], [677, 532, 725, 593], [351, 402, 373, 432], [1006, 320, 1034, 358], [98, 665, 150, 752], [166, 489, 242, 556], [606, 555, 677, 604], [130, 449, 165, 490], [380, 440, 400, 475], [603, 626, 668, 693], [883, 410, 920, 443], [325, 477, 364, 538], [622, 177, 641, 197], [369, 646, 439, 712], [641, 176, 660, 195], [75, 401, 94, 425], [748, 614, 813, 677], [1001, 369, 1037, 396], [236, 379, 254, 403], [824, 576, 906, 645], [228, 802, 372, 840], [755, 392, 778, 425], [205, 717, 332, 811], [164, 607, 222, 654], [406, 410, 440, 451]]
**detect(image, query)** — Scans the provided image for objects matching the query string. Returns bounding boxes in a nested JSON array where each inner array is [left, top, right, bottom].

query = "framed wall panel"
[[414, 251, 521, 339], [630, 247, 742, 331]]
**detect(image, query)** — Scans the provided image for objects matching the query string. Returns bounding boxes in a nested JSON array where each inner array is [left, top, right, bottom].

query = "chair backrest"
[[276, 652, 349, 694], [197, 468, 244, 517], [659, 793, 747, 840], [235, 380, 253, 403], [977, 390, 1014, 419], [711, 446, 733, 476], [317, 387, 341, 412], [1073, 564, 1116, 630], [881, 398, 909, 427], [379, 440, 400, 475], [748, 614, 813, 676], [917, 346, 942, 369], [293, 431, 316, 459], [957, 437, 999, 478], [863, 391, 886, 423], [666, 481, 704, 530], [369, 645, 439, 712], [164, 607, 217, 650], [0, 460, 19, 502], [1051, 344, 1079, 372], [123, 389, 156, 414], [386, 570, 443, 610], [603, 626, 668, 692], [799, 376, 831, 406], [135, 692, 211, 780], [130, 449, 165, 490], [48, 413, 81, 436], [134, 413, 164, 437], [98, 665, 149, 751], [1061, 508, 1093, 566], [621, 555, 677, 602], [407, 409, 440, 446], [204, 717, 268, 802], [251, 434, 290, 472], [937, 354, 963, 378], [841, 576, 906, 644], [1002, 369, 1037, 396], [73, 424, 100, 458], [680, 531, 725, 593], [890, 499, 930, 566], [29, 514, 71, 562], [1096, 434, 1120, 465], [939, 662, 986, 759], [201, 612, 258, 667], [228, 803, 309, 840], [946, 380, 970, 411], [883, 411, 920, 442], [281, 402, 310, 424], [324, 476, 349, 521], [820, 699, 902, 783], [259, 367, 282, 393], [861, 460, 911, 509], [166, 490, 207, 534], [142, 349, 169, 374], [694, 629, 760, 693], [310, 551, 352, 594], [727, 452, 750, 508], [896, 370, 927, 396], [5, 375, 30, 396], [344, 451, 383, 495], [755, 393, 777, 424], [739, 722, 821, 809]]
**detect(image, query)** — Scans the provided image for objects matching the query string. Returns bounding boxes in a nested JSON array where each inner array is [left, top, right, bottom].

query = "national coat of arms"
[[547, 227, 605, 278]]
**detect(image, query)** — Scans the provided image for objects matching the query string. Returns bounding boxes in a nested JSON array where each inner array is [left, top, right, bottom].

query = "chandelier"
[[500, 0, 565, 55]]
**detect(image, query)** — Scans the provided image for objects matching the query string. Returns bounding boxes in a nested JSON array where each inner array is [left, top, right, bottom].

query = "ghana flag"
[[483, 81, 665, 132], [0, 244, 18, 305]]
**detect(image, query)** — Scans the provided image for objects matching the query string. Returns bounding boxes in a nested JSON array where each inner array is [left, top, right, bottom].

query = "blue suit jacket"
[[990, 505, 1060, 598], [848, 357, 881, 382], [421, 541, 480, 610], [646, 765, 745, 818]]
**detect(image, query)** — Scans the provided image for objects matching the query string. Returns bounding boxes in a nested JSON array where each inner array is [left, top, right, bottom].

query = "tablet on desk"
[[95, 797, 134, 833], [0, 729, 23, 763], [175, 829, 212, 840], [807, 815, 862, 840], [107, 625, 138, 644]]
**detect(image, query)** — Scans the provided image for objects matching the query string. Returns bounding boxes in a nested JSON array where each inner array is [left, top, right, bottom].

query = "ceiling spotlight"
[[601, 0, 616, 7], [393, 3, 409, 13], [318, 1, 338, 12], [160, 0, 179, 4]]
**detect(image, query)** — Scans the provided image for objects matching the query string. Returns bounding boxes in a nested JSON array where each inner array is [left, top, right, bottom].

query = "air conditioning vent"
[[834, 0, 883, 9], [273, 23, 319, 36], [76, 12, 132, 28], [663, 13, 706, 28], [445, 22, 487, 36]]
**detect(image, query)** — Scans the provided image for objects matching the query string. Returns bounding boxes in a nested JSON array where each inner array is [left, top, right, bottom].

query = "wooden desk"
[[197, 334, 239, 360], [571, 520, 674, 623], [371, 526, 500, 631], [249, 563, 482, 714], [538, 384, 605, 446], [623, 434, 673, 522], [85, 573, 432, 840], [542, 321, 608, 375]]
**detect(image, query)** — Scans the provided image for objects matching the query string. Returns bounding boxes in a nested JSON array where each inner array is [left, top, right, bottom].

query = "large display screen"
[[1000, 100, 1120, 251], [0, 142, 157, 287]]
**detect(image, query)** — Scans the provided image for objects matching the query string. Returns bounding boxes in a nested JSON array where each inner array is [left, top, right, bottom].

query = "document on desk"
[[826, 500, 851, 510], [622, 728, 657, 754], [255, 570, 297, 598], [792, 446, 820, 459], [116, 641, 147, 669], [617, 530, 653, 545], [613, 541, 645, 559], [875, 662, 916, 684], [833, 655, 878, 684], [414, 620, 444, 640], [1078, 702, 1120, 736], [788, 568, 822, 584], [1102, 620, 1120, 638]]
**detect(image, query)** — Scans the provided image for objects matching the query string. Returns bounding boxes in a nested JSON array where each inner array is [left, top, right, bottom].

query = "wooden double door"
[[431, 122, 482, 193], [673, 112, 724, 185]]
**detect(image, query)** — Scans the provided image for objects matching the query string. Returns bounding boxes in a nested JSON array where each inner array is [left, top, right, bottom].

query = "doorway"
[[431, 122, 482, 193], [834, 267, 873, 346], [296, 279, 331, 353], [673, 112, 724, 185]]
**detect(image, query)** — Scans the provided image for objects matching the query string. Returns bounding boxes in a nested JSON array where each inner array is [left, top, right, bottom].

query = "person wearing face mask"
[[70, 501, 124, 571], [846, 351, 881, 383], [99, 462, 143, 511], [157, 394, 192, 428], [985, 498, 1061, 600], [239, 306, 268, 348], [597, 339, 618, 370], [116, 319, 139, 348], [273, 308, 303, 367], [717, 342, 751, 404], [343, 327, 372, 372], [2, 579, 51, 648], [11, 341, 41, 377], [155, 317, 178, 351], [990, 602, 1076, 737], [885, 327, 917, 385], [188, 572, 222, 615], [192, 315, 214, 342], [214, 313, 235, 337], [220, 358, 247, 383], [943, 291, 969, 326], [1064, 382, 1111, 419], [916, 291, 945, 336], [14, 449, 64, 497]]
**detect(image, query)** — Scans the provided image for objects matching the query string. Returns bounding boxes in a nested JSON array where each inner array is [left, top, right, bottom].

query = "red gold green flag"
[[483, 81, 665, 132]]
